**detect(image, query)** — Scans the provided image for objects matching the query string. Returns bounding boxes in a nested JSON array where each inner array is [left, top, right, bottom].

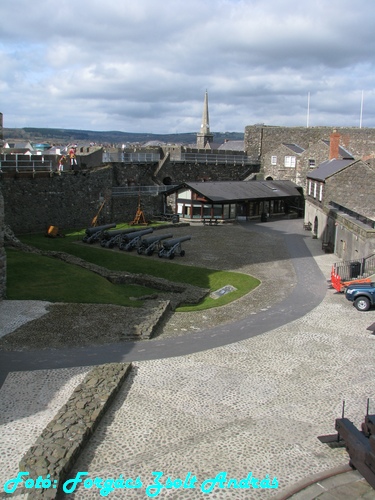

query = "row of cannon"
[[82, 223, 191, 259]]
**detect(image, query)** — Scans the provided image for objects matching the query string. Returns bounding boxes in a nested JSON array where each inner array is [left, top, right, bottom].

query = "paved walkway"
[[1, 220, 375, 499]]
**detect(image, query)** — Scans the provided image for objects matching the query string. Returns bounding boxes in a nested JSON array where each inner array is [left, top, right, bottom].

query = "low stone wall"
[[135, 299, 171, 338], [19, 363, 132, 499]]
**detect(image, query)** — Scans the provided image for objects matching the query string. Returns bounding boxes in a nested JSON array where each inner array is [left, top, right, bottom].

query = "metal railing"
[[332, 254, 375, 281], [103, 152, 161, 163], [112, 185, 178, 197], [180, 153, 252, 164], [0, 156, 53, 173]]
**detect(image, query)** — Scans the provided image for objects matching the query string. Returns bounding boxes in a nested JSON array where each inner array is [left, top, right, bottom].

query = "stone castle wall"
[[0, 187, 5, 299], [1, 167, 113, 233], [244, 125, 375, 160], [0, 167, 164, 234]]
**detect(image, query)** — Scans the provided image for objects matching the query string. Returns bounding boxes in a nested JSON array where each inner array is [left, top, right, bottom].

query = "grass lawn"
[[8, 227, 260, 311], [6, 249, 153, 307]]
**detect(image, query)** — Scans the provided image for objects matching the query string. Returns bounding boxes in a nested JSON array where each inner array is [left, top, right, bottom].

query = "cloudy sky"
[[1, 0, 374, 134]]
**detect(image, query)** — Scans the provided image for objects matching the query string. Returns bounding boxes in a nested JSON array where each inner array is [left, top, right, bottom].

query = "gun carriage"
[[158, 235, 191, 259], [100, 228, 139, 249], [118, 228, 154, 252], [137, 233, 174, 256], [82, 223, 116, 244]]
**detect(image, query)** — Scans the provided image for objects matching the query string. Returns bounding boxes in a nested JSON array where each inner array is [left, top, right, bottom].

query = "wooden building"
[[165, 180, 303, 222]]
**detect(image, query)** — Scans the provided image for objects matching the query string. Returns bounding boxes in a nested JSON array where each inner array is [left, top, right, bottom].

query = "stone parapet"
[[18, 363, 132, 499]]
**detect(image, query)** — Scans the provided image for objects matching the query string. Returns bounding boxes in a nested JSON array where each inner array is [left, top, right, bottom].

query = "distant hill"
[[3, 127, 244, 145]]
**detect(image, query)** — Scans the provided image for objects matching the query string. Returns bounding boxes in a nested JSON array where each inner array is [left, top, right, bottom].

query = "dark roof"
[[321, 140, 354, 159], [307, 159, 357, 181], [218, 140, 245, 152], [169, 180, 302, 202], [282, 143, 304, 154]]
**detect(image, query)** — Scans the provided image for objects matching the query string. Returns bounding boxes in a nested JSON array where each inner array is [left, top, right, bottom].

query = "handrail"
[[103, 152, 161, 163], [181, 153, 252, 164], [112, 185, 178, 197], [0, 161, 53, 173]]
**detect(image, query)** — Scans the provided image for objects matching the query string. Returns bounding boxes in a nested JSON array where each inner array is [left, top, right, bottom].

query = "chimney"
[[329, 130, 340, 160]]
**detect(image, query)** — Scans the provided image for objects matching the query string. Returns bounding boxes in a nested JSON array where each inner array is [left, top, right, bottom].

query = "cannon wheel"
[[158, 250, 164, 258], [169, 253, 175, 260], [137, 247, 143, 255], [146, 249, 154, 256], [180, 250, 185, 257]]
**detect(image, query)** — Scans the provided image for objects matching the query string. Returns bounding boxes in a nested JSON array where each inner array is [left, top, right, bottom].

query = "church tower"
[[196, 91, 214, 149]]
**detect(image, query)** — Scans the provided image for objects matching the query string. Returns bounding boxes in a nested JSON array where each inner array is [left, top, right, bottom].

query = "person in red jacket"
[[69, 147, 77, 168]]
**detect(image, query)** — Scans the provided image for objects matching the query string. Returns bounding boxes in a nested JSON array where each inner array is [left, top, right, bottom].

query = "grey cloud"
[[1, 0, 375, 132]]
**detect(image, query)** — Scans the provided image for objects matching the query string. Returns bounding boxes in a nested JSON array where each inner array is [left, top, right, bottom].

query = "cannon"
[[335, 415, 375, 488], [100, 228, 138, 248], [82, 223, 116, 243], [137, 233, 174, 256], [118, 228, 154, 251], [318, 399, 375, 489], [158, 235, 191, 259]]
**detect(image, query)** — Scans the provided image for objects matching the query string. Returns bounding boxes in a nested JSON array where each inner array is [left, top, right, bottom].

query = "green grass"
[[6, 249, 154, 306], [8, 228, 260, 310]]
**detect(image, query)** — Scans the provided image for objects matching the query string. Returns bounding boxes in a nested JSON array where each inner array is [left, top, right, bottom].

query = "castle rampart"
[[244, 125, 375, 160]]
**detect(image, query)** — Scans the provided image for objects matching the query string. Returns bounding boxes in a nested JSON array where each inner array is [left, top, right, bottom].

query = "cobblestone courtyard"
[[1, 220, 374, 499]]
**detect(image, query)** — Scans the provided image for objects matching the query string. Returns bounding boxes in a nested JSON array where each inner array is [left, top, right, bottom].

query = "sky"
[[1, 0, 375, 134]]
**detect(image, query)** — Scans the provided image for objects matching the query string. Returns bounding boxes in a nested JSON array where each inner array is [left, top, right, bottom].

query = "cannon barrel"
[[102, 228, 137, 239], [122, 228, 154, 241], [162, 235, 191, 248], [141, 233, 173, 245], [85, 223, 116, 236]]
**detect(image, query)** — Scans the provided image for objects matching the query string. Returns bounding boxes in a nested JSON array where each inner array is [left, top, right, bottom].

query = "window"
[[271, 156, 277, 165], [192, 204, 202, 218], [309, 159, 316, 168], [313, 182, 317, 198], [178, 189, 192, 199], [213, 204, 222, 218], [284, 156, 296, 168], [308, 181, 312, 195], [203, 204, 211, 218], [319, 184, 323, 201]]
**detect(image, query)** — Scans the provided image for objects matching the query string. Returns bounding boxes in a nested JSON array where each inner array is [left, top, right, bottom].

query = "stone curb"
[[137, 300, 171, 339], [18, 363, 133, 499]]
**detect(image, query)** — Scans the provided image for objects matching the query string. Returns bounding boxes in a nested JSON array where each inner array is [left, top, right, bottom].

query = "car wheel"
[[354, 296, 371, 311]]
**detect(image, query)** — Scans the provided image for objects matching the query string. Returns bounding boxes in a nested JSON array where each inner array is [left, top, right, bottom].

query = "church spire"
[[196, 90, 214, 149]]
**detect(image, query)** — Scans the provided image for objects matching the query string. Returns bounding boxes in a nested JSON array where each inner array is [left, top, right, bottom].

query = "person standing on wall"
[[69, 147, 77, 169], [58, 155, 66, 174]]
